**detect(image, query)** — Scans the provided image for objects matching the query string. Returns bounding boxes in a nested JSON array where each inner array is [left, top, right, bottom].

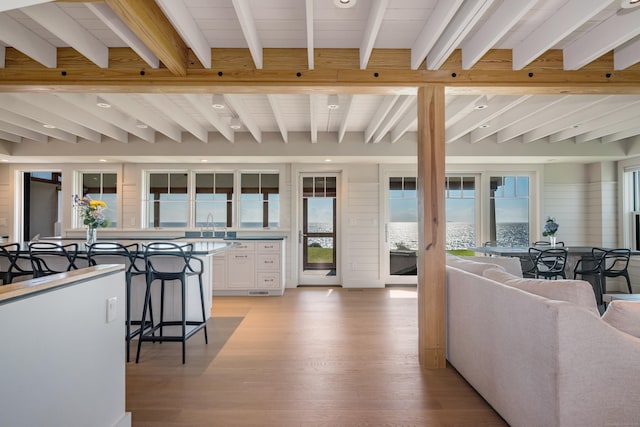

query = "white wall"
[[2, 159, 627, 289], [0, 268, 129, 427]]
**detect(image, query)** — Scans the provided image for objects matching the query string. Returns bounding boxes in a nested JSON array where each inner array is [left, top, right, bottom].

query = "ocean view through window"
[[489, 175, 529, 247]]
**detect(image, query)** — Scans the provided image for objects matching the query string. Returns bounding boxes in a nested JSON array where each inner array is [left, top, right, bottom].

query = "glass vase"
[[549, 235, 556, 247], [86, 227, 97, 246]]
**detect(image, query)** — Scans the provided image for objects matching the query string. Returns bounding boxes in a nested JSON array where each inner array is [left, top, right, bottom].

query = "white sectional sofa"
[[446, 255, 640, 427]]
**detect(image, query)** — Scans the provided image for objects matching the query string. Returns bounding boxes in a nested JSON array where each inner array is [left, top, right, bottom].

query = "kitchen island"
[[3, 238, 236, 322]]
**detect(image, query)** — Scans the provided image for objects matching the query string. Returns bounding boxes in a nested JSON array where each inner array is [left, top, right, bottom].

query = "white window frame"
[[73, 169, 119, 229], [142, 167, 284, 230]]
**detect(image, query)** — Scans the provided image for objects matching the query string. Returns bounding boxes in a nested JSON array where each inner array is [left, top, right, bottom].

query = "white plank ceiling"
[[0, 0, 639, 161]]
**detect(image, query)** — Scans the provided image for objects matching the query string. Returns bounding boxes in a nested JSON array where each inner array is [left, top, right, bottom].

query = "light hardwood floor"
[[126, 287, 507, 426]]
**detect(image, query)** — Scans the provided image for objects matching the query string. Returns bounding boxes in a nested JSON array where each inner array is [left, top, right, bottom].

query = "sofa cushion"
[[455, 255, 523, 277], [602, 300, 640, 338], [482, 268, 598, 313], [446, 255, 506, 276]]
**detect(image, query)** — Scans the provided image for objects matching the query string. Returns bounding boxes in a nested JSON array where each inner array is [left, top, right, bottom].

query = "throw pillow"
[[483, 268, 598, 312], [602, 301, 640, 338]]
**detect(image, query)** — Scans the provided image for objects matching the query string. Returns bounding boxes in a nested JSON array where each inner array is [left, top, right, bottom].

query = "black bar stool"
[[0, 242, 33, 284], [136, 242, 208, 364], [28, 242, 79, 278], [87, 242, 153, 362]]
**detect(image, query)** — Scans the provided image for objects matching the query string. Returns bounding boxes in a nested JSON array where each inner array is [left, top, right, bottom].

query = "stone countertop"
[[11, 239, 236, 256]]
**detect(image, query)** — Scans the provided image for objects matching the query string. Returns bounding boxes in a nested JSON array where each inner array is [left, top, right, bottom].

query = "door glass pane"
[[308, 198, 334, 233], [446, 176, 476, 249], [388, 177, 418, 276], [490, 175, 529, 247]]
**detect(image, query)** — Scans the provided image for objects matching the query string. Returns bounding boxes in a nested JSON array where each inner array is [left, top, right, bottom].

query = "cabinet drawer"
[[257, 272, 281, 289], [230, 241, 256, 252], [258, 241, 280, 252], [257, 254, 280, 271]]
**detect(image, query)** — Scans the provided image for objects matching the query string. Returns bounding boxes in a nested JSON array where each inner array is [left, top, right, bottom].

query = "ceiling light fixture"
[[621, 0, 640, 8], [334, 0, 356, 8], [43, 124, 56, 129], [211, 94, 225, 109], [327, 94, 340, 110], [99, 159, 107, 162], [478, 124, 490, 129], [229, 117, 242, 130], [474, 96, 488, 110], [135, 120, 149, 129], [96, 97, 111, 108]]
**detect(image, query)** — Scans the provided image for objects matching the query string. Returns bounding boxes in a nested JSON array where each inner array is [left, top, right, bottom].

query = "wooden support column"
[[417, 85, 446, 369]]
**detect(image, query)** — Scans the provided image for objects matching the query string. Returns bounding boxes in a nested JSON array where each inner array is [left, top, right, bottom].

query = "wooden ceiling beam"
[[0, 48, 639, 94], [104, 0, 188, 76]]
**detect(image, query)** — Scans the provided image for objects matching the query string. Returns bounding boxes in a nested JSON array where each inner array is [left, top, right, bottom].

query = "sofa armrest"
[[602, 300, 640, 338]]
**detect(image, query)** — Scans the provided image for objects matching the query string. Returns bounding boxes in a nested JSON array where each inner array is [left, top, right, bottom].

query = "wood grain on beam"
[[1, 48, 640, 94], [417, 85, 446, 369], [104, 0, 188, 76]]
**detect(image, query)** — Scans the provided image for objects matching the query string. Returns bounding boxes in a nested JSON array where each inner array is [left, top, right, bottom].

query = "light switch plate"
[[106, 297, 117, 323]]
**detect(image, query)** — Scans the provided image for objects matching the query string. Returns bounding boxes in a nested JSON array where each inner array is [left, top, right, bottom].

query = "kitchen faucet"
[[203, 212, 214, 236]]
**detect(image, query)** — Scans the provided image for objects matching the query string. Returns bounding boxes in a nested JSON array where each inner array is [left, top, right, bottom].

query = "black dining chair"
[[602, 248, 632, 294], [574, 247, 607, 306], [28, 242, 80, 278], [574, 248, 633, 304], [528, 247, 568, 279], [0, 242, 33, 284], [87, 242, 152, 362], [136, 242, 208, 364]]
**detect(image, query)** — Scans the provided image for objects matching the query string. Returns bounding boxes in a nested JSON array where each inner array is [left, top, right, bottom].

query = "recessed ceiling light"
[[201, 159, 208, 162], [99, 159, 107, 162], [334, 0, 356, 8], [474, 96, 488, 110], [43, 124, 56, 129], [96, 97, 111, 108], [136, 120, 148, 129], [229, 117, 242, 130], [621, 0, 640, 8], [327, 94, 340, 110], [324, 159, 332, 162], [211, 94, 225, 109], [478, 124, 490, 129], [1, 159, 8, 162]]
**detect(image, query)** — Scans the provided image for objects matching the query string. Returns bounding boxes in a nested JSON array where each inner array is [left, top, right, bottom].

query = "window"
[[445, 176, 476, 249], [239, 172, 280, 228], [146, 172, 188, 228], [489, 175, 529, 247], [143, 169, 280, 229], [195, 172, 233, 228], [632, 170, 640, 211], [80, 172, 117, 228], [388, 176, 418, 275]]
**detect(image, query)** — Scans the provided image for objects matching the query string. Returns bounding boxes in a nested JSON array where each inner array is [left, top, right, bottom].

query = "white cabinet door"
[[212, 254, 226, 290], [227, 252, 256, 288]]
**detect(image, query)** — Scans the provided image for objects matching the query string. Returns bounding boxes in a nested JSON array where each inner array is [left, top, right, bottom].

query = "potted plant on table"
[[73, 194, 110, 245], [542, 216, 559, 247]]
